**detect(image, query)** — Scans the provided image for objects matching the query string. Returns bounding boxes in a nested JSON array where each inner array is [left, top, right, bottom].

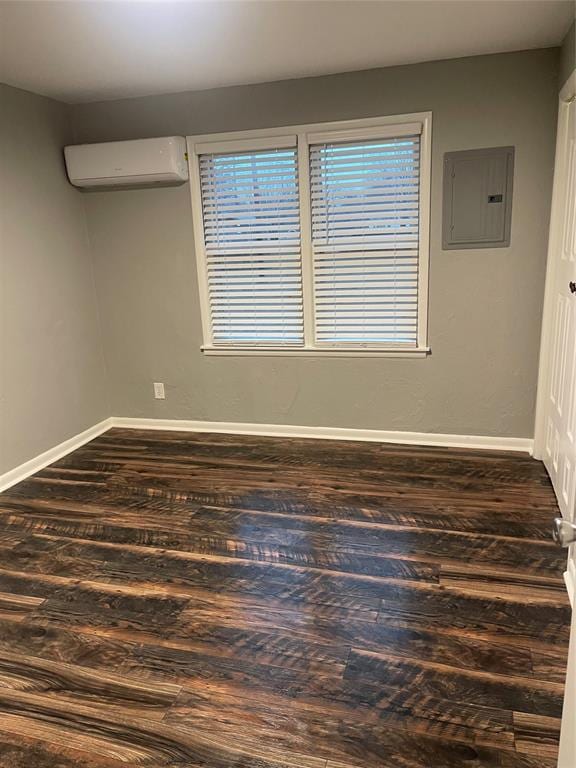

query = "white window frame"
[[187, 111, 432, 358]]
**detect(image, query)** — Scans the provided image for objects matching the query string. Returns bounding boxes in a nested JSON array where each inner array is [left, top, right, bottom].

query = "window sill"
[[201, 346, 431, 358]]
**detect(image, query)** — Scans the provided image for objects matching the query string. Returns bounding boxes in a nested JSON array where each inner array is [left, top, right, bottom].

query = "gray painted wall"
[[0, 84, 109, 474], [74, 48, 559, 438], [560, 20, 575, 87]]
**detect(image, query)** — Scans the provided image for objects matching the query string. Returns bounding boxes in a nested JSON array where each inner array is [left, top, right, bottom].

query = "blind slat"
[[205, 244, 301, 256]]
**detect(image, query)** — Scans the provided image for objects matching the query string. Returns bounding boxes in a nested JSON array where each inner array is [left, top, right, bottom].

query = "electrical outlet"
[[153, 382, 165, 400]]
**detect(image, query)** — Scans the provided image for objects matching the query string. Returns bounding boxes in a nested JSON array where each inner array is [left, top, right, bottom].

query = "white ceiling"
[[0, 1, 573, 104]]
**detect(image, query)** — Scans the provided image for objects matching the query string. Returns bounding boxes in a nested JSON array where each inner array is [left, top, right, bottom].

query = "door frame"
[[533, 70, 576, 463]]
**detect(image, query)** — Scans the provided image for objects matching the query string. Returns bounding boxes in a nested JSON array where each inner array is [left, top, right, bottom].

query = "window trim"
[[187, 111, 432, 357]]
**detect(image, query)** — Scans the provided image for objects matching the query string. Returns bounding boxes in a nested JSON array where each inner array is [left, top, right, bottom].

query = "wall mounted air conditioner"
[[64, 136, 188, 189]]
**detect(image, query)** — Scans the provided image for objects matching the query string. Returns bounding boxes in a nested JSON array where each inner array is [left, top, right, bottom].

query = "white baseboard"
[[0, 418, 113, 493], [111, 417, 534, 453], [564, 557, 576, 609]]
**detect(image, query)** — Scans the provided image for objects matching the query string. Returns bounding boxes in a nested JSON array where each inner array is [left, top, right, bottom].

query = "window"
[[199, 145, 303, 345], [310, 134, 421, 347], [188, 113, 431, 356]]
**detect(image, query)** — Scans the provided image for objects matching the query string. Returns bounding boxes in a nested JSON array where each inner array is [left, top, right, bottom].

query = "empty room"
[[1, 1, 576, 766]]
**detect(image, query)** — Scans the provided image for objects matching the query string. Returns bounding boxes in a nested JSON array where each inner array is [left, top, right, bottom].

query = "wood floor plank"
[[376, 581, 571, 644], [512, 712, 561, 758], [32, 583, 192, 635], [0, 731, 135, 768], [166, 699, 513, 768], [122, 636, 345, 690], [0, 647, 180, 720], [0, 429, 568, 767], [531, 647, 569, 683], [344, 649, 565, 717], [0, 688, 326, 767], [439, 565, 568, 603], [328, 758, 558, 768], [174, 602, 535, 678], [166, 674, 517, 752], [0, 592, 44, 620], [0, 614, 141, 674]]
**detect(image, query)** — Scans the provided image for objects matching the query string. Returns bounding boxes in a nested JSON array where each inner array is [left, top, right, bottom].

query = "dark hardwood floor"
[[0, 428, 570, 767]]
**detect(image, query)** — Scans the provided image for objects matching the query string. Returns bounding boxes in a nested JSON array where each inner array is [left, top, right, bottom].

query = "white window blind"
[[199, 147, 303, 345], [310, 134, 421, 346]]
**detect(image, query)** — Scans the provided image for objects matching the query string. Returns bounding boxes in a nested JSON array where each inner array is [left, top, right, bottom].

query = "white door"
[[536, 81, 576, 522], [535, 72, 576, 768]]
